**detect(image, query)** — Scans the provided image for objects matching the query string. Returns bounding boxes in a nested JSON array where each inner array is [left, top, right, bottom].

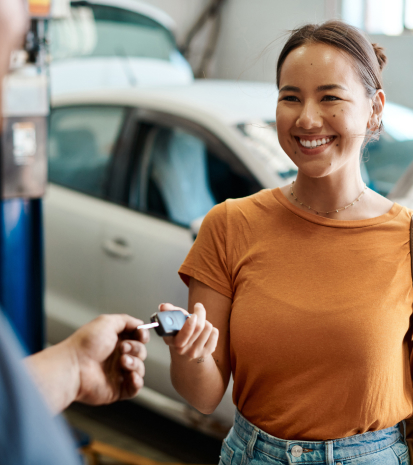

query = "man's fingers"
[[120, 371, 144, 400], [121, 340, 147, 361], [103, 314, 145, 334], [120, 355, 145, 377], [134, 328, 150, 344], [107, 314, 149, 343]]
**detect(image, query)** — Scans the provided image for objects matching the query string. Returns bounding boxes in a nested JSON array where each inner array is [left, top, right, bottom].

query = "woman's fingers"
[[188, 321, 213, 358], [158, 303, 190, 316], [204, 327, 219, 355], [170, 313, 198, 350], [160, 302, 217, 361], [186, 303, 206, 346]]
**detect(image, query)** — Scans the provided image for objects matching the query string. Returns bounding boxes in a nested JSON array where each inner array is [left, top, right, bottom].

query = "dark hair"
[[276, 21, 387, 135]]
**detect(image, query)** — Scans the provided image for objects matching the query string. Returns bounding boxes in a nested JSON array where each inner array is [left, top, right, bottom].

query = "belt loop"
[[246, 427, 259, 458], [325, 441, 334, 465]]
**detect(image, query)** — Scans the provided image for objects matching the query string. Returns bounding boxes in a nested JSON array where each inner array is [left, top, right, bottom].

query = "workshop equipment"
[[0, 0, 69, 353]]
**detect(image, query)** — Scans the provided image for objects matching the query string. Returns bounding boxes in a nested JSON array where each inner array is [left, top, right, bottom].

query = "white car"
[[49, 0, 193, 96], [45, 80, 296, 435], [45, 80, 413, 435]]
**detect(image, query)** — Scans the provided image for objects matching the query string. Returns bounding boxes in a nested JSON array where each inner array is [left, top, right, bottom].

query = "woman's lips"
[[294, 136, 337, 155]]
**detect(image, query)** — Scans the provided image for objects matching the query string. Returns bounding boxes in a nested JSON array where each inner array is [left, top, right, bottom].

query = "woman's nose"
[[296, 102, 323, 129]]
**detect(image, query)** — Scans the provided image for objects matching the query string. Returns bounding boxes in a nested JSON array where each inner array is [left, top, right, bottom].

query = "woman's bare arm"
[[160, 277, 232, 414]]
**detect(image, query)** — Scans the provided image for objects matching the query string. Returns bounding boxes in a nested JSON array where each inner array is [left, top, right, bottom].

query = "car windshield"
[[363, 101, 413, 197], [49, 2, 177, 61], [237, 121, 298, 182]]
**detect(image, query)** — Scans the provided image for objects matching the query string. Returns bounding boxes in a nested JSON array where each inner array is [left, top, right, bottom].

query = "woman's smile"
[[294, 135, 337, 156]]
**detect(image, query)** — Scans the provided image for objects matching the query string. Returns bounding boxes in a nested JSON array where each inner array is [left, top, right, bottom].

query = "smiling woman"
[[165, 20, 413, 465], [275, 23, 390, 219]]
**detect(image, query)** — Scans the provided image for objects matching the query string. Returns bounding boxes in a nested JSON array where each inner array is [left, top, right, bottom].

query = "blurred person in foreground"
[[0, 3, 149, 463], [160, 20, 413, 465]]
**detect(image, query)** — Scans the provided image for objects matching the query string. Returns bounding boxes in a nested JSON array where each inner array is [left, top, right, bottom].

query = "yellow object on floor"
[[82, 440, 207, 465]]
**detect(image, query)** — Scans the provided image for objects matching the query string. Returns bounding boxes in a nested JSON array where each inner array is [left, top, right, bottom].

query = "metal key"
[[137, 310, 189, 336]]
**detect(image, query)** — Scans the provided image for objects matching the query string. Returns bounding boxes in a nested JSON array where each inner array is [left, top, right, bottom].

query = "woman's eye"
[[322, 95, 340, 102], [282, 95, 300, 102]]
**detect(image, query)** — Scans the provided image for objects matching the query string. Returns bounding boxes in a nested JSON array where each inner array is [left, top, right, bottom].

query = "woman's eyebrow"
[[279, 84, 348, 93], [316, 84, 348, 92], [279, 85, 300, 93]]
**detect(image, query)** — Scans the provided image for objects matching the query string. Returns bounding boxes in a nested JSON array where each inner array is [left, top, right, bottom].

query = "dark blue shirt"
[[0, 312, 81, 464]]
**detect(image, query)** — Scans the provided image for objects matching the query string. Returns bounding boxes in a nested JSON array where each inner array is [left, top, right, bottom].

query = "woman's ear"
[[369, 90, 385, 129]]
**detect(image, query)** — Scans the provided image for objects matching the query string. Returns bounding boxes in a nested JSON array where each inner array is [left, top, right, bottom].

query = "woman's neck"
[[293, 173, 365, 212], [280, 169, 393, 220]]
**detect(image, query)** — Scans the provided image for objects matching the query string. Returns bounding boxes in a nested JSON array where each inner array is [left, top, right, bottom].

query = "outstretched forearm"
[[170, 351, 228, 414], [24, 339, 79, 414]]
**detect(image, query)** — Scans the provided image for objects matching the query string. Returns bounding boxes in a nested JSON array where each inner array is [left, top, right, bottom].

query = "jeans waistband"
[[232, 410, 404, 463]]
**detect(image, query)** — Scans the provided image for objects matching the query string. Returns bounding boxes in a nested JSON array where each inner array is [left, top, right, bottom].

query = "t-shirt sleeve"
[[179, 201, 232, 299]]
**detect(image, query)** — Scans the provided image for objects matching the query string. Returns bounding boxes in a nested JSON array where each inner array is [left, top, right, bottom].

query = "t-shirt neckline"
[[272, 187, 402, 228]]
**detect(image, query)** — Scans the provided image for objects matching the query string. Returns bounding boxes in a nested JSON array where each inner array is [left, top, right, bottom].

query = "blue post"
[[0, 198, 44, 354]]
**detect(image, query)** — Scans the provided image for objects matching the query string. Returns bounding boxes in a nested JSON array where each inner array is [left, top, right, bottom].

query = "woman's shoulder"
[[206, 189, 275, 218], [393, 201, 413, 224], [225, 188, 277, 214], [201, 189, 276, 233]]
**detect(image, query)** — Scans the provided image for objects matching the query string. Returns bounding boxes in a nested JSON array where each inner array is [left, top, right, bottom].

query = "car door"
[[101, 112, 262, 415], [45, 104, 130, 343]]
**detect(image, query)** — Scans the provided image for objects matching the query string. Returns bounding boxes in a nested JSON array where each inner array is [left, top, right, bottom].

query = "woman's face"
[[276, 43, 379, 179]]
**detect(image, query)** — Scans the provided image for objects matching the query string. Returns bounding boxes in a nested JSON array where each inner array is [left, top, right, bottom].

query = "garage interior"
[[2, 0, 413, 464]]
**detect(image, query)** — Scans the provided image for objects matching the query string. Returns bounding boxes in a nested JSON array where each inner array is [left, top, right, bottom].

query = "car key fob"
[[150, 310, 189, 336]]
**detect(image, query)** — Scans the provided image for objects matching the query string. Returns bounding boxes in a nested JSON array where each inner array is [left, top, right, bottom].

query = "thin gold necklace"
[[290, 181, 367, 215]]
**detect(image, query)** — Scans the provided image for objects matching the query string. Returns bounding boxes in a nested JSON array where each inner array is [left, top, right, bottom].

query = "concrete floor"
[[63, 401, 222, 465]]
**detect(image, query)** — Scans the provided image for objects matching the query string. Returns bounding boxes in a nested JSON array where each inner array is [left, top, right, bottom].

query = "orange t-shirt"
[[179, 188, 413, 440]]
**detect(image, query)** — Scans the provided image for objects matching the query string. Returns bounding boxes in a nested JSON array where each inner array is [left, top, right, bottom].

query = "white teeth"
[[299, 137, 333, 148]]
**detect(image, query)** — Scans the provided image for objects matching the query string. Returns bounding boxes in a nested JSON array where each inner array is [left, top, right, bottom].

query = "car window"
[[362, 102, 413, 197], [133, 125, 261, 227], [49, 3, 176, 62], [237, 121, 298, 182], [48, 106, 125, 198], [363, 136, 413, 196]]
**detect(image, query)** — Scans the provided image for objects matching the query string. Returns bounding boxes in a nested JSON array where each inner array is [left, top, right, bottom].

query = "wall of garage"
[[211, 0, 330, 83], [368, 34, 413, 110], [141, 0, 209, 42], [140, 0, 413, 109]]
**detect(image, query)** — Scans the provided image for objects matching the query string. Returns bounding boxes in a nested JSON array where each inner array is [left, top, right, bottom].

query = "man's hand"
[[25, 314, 149, 414], [68, 314, 149, 405]]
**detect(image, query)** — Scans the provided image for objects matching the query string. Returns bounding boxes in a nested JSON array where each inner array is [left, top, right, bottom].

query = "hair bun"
[[371, 43, 387, 71]]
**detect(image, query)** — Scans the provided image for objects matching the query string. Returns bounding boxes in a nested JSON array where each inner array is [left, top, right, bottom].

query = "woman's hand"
[[158, 302, 219, 362]]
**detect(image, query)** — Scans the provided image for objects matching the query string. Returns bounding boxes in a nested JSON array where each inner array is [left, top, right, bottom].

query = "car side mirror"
[[189, 216, 205, 240]]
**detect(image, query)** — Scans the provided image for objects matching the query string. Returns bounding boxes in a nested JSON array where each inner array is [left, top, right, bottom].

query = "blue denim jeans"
[[219, 410, 410, 465]]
